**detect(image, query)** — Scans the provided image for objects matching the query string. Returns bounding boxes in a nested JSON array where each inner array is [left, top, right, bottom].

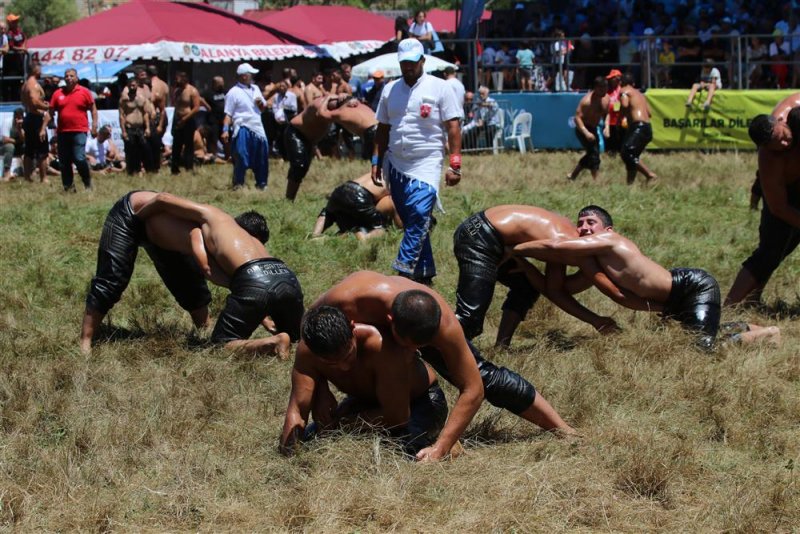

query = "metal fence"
[[440, 33, 800, 93]]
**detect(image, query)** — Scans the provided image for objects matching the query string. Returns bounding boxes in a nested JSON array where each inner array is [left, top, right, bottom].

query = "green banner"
[[646, 89, 796, 149]]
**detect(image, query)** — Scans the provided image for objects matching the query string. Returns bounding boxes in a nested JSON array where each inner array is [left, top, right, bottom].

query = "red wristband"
[[449, 154, 462, 170]]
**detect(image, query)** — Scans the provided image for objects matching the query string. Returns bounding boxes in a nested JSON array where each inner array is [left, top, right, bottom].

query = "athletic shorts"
[[23, 113, 48, 160], [284, 124, 313, 183], [575, 126, 601, 171], [319, 181, 385, 234], [620, 121, 653, 170], [211, 258, 304, 344], [741, 189, 800, 283], [361, 124, 377, 160], [86, 191, 211, 315], [663, 268, 721, 351], [453, 211, 540, 339]]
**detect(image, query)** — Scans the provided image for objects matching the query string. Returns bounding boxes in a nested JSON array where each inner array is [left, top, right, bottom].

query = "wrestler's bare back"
[[332, 102, 378, 136], [290, 96, 334, 142], [485, 205, 578, 244], [353, 173, 389, 200]]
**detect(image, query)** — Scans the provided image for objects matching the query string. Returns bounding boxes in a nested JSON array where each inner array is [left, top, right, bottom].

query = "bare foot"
[[40, 177, 50, 184], [275, 332, 292, 360], [79, 337, 92, 355], [646, 173, 658, 184]]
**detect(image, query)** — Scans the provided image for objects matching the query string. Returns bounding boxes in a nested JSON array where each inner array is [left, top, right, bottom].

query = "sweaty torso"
[[305, 83, 324, 103], [625, 88, 651, 122], [200, 215, 271, 275], [772, 92, 800, 121], [291, 99, 333, 143], [578, 93, 609, 129], [595, 234, 673, 301], [485, 205, 578, 244], [22, 78, 45, 113], [151, 78, 168, 113], [174, 84, 197, 121], [130, 191, 198, 254], [332, 102, 378, 135], [120, 88, 148, 126]]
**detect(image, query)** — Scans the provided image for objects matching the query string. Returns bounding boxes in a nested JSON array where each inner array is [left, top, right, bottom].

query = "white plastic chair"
[[491, 111, 505, 155], [505, 112, 533, 154]]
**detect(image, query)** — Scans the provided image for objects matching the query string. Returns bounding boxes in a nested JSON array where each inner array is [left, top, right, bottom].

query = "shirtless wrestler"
[[21, 61, 50, 183], [568, 76, 610, 181], [310, 271, 575, 461], [280, 306, 452, 458], [618, 74, 657, 184]]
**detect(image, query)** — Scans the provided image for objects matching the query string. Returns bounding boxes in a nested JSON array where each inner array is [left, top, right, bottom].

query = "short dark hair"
[[578, 205, 613, 227], [621, 73, 635, 87], [301, 306, 353, 357], [592, 76, 608, 91], [134, 65, 146, 75], [390, 290, 441, 345], [146, 65, 159, 77], [235, 211, 269, 243], [282, 67, 292, 78], [748, 114, 775, 147], [444, 66, 456, 75]]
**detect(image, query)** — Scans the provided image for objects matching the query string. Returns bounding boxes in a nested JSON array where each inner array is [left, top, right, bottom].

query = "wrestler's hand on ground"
[[445, 168, 461, 186], [261, 316, 278, 334], [279, 427, 302, 457], [416, 443, 447, 462], [594, 316, 621, 335], [371, 164, 383, 186]]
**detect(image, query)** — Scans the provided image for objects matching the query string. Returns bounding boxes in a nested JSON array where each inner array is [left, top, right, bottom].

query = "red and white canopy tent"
[[249, 5, 395, 61], [28, 0, 318, 66]]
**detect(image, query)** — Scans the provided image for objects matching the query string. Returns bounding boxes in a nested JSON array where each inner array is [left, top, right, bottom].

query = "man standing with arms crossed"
[[222, 63, 268, 190], [21, 61, 50, 183], [50, 68, 97, 192], [372, 38, 463, 284]]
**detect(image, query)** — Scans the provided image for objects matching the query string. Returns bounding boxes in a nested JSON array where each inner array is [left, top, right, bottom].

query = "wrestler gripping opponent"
[[513, 206, 779, 350], [280, 306, 452, 458], [618, 74, 657, 184], [726, 104, 800, 306], [80, 192, 303, 356], [311, 271, 574, 462], [321, 94, 378, 160], [284, 95, 353, 201], [454, 205, 635, 347], [568, 76, 609, 181], [312, 173, 401, 241]]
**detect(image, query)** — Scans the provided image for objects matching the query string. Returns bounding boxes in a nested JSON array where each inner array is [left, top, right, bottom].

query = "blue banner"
[[457, 0, 486, 38], [495, 92, 583, 150]]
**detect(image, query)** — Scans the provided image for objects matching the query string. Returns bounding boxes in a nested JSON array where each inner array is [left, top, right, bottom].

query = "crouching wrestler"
[[312, 172, 401, 241], [280, 305, 453, 459]]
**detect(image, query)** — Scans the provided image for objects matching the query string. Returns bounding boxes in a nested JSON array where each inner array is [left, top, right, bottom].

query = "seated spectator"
[[686, 59, 722, 111], [86, 125, 124, 173], [462, 86, 502, 149], [46, 137, 61, 176], [769, 29, 791, 88], [394, 15, 409, 42], [408, 11, 435, 53], [193, 125, 224, 165], [0, 107, 23, 181]]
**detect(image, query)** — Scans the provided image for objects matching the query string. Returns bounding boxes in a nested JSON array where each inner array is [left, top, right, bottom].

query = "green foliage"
[[5, 0, 78, 37]]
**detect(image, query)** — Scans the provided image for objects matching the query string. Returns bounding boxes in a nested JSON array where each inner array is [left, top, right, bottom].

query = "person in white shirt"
[[686, 59, 723, 111], [408, 11, 435, 53], [372, 39, 463, 284], [270, 80, 298, 158], [86, 126, 124, 173], [462, 86, 501, 149], [443, 66, 465, 107], [222, 63, 269, 190]]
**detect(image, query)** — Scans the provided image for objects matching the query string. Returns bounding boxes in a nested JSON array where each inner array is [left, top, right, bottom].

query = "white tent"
[[352, 53, 458, 80]]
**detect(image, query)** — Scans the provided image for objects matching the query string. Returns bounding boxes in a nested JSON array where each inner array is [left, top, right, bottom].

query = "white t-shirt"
[[770, 41, 792, 58], [272, 91, 298, 123], [708, 67, 723, 88], [445, 77, 465, 106], [0, 114, 13, 141], [85, 137, 110, 165], [376, 73, 463, 190], [409, 21, 434, 39], [224, 83, 267, 140]]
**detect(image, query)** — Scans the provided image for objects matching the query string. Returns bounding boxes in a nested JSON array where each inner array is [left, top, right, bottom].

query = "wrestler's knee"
[[477, 360, 536, 414]]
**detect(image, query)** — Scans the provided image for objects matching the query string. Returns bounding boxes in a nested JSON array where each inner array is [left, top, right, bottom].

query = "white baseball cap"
[[397, 38, 425, 63], [237, 63, 259, 75]]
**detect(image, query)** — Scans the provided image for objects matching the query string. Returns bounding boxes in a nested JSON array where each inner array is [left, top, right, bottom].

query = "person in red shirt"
[[603, 69, 623, 153], [50, 68, 98, 192]]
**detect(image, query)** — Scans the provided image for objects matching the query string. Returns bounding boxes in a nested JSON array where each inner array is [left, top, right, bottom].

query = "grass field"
[[0, 150, 798, 531]]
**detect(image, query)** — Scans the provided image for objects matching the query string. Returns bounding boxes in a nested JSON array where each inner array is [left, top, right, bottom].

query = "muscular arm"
[[371, 122, 390, 185], [135, 192, 215, 224], [190, 227, 211, 279], [574, 257, 662, 312], [759, 150, 800, 228], [543, 262, 614, 332], [279, 352, 318, 456], [513, 235, 614, 264], [419, 320, 483, 461], [446, 118, 461, 156]]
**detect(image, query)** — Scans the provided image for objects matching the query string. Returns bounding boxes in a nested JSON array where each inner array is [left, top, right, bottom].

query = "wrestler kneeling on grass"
[[512, 205, 780, 350], [312, 172, 402, 241], [280, 306, 453, 459]]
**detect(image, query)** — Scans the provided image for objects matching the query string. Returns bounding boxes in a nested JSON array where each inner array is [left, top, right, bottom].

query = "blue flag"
[[457, 0, 486, 38]]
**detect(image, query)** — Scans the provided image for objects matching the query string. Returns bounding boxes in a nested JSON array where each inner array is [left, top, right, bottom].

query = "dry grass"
[[0, 150, 798, 531]]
